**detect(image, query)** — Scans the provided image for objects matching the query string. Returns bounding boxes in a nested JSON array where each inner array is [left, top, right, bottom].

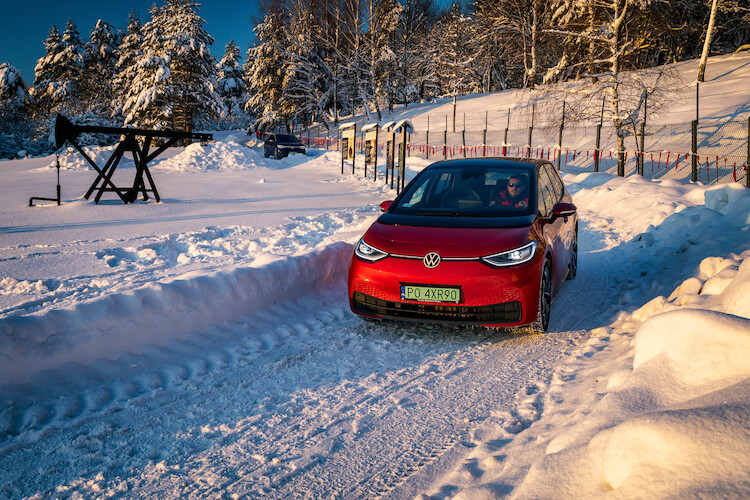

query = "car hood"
[[363, 220, 532, 258]]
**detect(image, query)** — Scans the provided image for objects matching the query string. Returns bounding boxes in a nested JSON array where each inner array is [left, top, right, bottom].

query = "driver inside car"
[[490, 174, 529, 209]]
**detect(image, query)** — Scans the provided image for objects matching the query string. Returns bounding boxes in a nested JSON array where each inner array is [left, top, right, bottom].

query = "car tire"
[[531, 259, 552, 333], [264, 149, 269, 158], [567, 229, 578, 280]]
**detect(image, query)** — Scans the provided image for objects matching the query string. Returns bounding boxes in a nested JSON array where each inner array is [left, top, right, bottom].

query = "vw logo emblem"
[[423, 252, 441, 269]]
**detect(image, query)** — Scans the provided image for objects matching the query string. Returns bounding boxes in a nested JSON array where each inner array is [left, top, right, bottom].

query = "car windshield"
[[275, 134, 300, 143], [391, 166, 535, 217]]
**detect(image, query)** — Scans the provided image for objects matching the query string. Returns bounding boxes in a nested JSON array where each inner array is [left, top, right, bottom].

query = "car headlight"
[[481, 241, 537, 267], [355, 239, 388, 262]]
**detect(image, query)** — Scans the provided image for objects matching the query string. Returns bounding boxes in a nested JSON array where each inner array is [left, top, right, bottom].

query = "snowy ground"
[[1, 53, 750, 499]]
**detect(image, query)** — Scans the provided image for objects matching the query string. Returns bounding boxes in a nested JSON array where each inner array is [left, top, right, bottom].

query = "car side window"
[[544, 164, 564, 202], [537, 168, 555, 217]]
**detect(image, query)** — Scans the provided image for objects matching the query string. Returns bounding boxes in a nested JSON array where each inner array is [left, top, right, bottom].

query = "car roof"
[[424, 157, 546, 171]]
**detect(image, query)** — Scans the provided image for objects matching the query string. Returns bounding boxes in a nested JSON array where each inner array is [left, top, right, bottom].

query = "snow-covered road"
[[2, 105, 749, 497], [0, 181, 647, 498], [1, 262, 587, 499]]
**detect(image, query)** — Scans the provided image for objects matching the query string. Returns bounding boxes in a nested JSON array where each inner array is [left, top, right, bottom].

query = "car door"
[[544, 164, 575, 262], [266, 135, 275, 156], [537, 164, 566, 291]]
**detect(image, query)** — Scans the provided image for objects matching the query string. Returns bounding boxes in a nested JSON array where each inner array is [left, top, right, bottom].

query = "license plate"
[[401, 284, 460, 303]]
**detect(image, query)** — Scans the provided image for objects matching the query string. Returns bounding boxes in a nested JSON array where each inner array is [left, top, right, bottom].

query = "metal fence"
[[291, 108, 749, 188]]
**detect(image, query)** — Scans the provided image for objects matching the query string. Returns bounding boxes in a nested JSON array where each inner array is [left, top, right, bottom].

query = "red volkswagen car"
[[348, 158, 577, 332]]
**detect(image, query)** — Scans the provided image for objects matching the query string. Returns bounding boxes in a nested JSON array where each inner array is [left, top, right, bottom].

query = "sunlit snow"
[[1, 53, 749, 499]]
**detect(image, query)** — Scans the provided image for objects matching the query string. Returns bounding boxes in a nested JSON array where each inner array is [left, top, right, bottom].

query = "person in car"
[[491, 174, 529, 209]]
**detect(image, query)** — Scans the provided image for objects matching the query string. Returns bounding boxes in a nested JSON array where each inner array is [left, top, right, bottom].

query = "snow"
[[1, 54, 750, 498]]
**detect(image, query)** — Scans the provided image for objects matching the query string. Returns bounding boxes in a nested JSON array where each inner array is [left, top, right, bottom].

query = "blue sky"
[[2, 0, 454, 86], [1, 0, 262, 83]]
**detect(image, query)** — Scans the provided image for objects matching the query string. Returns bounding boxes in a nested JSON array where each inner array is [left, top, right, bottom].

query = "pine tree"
[[30, 25, 65, 115], [122, 4, 172, 129], [0, 62, 31, 157], [122, 0, 223, 131], [366, 0, 403, 116], [216, 39, 248, 127], [82, 19, 119, 114], [395, 0, 440, 103], [245, 8, 291, 131], [161, 0, 223, 131], [57, 19, 85, 110], [432, 5, 476, 99], [112, 11, 143, 120], [282, 0, 334, 129]]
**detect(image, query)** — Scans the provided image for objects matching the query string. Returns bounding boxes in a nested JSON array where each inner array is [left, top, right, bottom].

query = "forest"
[[1, 0, 749, 158]]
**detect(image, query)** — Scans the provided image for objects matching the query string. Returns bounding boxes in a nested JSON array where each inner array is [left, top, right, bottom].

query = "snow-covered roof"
[[338, 122, 357, 130], [381, 121, 396, 130], [361, 123, 379, 132], [394, 120, 414, 132]]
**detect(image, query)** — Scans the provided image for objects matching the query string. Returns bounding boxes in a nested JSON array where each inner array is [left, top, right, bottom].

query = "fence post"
[[483, 110, 488, 157], [527, 104, 535, 158], [594, 124, 601, 172], [594, 95, 605, 172], [557, 101, 565, 169], [691, 120, 698, 182], [639, 94, 647, 176], [444, 115, 448, 159], [426, 115, 430, 159], [503, 108, 510, 156], [462, 113, 466, 157]]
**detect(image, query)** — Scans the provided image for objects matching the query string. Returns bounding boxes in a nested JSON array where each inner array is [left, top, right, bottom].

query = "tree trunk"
[[588, 0, 598, 83], [611, 0, 628, 176], [697, 0, 719, 82], [529, 0, 538, 89]]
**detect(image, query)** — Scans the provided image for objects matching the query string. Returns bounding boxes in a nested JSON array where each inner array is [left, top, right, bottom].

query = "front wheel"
[[567, 231, 578, 280], [530, 259, 552, 333]]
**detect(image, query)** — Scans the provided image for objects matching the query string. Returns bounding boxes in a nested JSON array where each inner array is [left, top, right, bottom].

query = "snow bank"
[[427, 175, 750, 499], [0, 242, 353, 385], [155, 139, 261, 172], [510, 185, 750, 497]]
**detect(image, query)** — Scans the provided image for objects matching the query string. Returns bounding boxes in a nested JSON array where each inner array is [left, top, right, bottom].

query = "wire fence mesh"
[[291, 109, 749, 187]]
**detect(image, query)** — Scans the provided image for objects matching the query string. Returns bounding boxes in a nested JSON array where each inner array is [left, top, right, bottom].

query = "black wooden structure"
[[54, 115, 212, 204]]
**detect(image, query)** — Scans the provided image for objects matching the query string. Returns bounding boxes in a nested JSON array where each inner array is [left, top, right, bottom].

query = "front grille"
[[352, 291, 522, 324]]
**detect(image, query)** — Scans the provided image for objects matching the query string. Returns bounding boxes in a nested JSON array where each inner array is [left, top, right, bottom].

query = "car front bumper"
[[347, 252, 543, 327]]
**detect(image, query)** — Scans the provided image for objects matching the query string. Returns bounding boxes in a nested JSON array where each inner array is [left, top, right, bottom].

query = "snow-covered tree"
[[160, 0, 223, 130], [545, 0, 676, 176], [122, 0, 223, 131], [216, 39, 248, 126], [122, 5, 172, 128], [245, 7, 290, 131], [81, 19, 119, 114], [395, 0, 440, 102], [31, 25, 67, 114], [112, 11, 143, 119], [432, 5, 477, 99], [281, 0, 336, 129], [55, 19, 86, 110], [365, 0, 403, 116], [0, 63, 31, 157]]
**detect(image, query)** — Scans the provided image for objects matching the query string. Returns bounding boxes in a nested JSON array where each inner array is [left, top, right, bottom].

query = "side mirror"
[[552, 202, 576, 220], [379, 200, 393, 212]]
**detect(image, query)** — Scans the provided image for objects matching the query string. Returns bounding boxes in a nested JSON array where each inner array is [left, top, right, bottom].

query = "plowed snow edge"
[[0, 243, 354, 385]]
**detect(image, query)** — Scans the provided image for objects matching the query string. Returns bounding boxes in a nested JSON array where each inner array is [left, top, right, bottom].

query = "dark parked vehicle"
[[263, 134, 306, 159]]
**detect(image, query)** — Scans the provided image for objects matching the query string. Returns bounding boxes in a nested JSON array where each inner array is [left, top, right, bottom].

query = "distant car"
[[263, 134, 306, 159], [347, 158, 578, 332]]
